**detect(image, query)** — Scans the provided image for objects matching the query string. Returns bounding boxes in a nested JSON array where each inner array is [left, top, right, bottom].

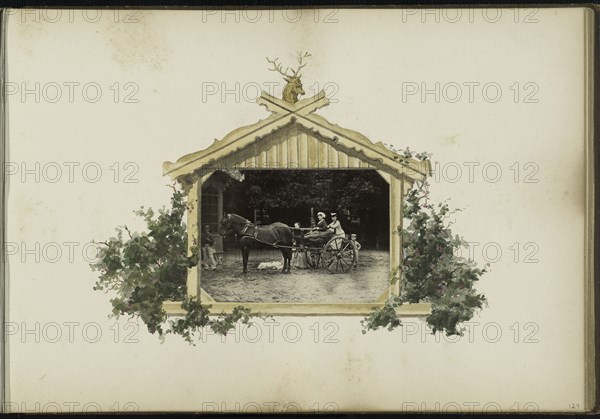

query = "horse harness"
[[227, 214, 306, 250], [238, 219, 285, 248]]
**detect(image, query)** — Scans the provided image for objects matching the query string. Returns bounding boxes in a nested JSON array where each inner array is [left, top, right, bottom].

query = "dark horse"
[[218, 213, 294, 274]]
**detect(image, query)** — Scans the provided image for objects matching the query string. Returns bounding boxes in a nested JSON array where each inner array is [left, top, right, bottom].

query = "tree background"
[[221, 169, 389, 249]]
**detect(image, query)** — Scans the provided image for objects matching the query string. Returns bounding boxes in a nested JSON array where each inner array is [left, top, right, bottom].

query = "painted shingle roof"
[[163, 90, 431, 182]]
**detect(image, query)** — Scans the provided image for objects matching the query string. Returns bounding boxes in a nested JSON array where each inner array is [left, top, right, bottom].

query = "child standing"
[[201, 225, 217, 271], [350, 233, 361, 270]]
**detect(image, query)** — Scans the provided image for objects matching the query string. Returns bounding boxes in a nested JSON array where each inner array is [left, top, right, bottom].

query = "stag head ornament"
[[266, 52, 311, 104]]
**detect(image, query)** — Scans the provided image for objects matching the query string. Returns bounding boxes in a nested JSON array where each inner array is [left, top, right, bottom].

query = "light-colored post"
[[389, 175, 403, 296], [187, 180, 200, 298], [399, 176, 413, 295], [216, 186, 224, 253]]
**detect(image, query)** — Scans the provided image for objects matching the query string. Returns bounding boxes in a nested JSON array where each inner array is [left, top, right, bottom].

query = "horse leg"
[[282, 249, 291, 273], [280, 249, 287, 273], [241, 246, 249, 275]]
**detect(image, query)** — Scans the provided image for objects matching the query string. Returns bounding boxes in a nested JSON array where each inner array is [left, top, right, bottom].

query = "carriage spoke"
[[306, 250, 318, 268], [341, 250, 354, 259], [321, 237, 356, 273], [344, 258, 353, 268]]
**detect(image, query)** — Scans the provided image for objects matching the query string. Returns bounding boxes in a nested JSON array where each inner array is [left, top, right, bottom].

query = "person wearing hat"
[[328, 212, 345, 238], [305, 212, 330, 242], [315, 212, 328, 231], [350, 233, 361, 270], [201, 224, 217, 271]]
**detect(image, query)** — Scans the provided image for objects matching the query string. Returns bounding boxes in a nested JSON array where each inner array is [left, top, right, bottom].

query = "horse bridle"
[[220, 214, 234, 236], [223, 214, 253, 237]]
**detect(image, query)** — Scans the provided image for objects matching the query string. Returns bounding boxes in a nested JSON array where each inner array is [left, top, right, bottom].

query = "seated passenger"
[[315, 212, 328, 231], [305, 212, 334, 244], [328, 212, 345, 238]]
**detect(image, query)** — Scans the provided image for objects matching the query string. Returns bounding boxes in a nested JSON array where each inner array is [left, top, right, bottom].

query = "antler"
[[266, 57, 291, 77], [291, 51, 311, 76]]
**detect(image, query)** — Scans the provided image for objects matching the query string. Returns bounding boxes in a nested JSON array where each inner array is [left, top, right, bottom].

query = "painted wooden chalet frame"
[[162, 90, 432, 316]]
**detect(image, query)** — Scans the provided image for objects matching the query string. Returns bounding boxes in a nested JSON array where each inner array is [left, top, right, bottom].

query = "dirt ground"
[[201, 249, 390, 303]]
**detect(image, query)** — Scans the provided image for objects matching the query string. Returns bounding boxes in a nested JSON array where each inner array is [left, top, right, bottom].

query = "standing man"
[[328, 212, 345, 238], [201, 224, 217, 271]]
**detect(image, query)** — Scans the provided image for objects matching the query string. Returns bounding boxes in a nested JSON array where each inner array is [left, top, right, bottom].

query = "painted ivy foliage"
[[91, 186, 254, 344], [91, 148, 486, 342], [362, 149, 488, 336]]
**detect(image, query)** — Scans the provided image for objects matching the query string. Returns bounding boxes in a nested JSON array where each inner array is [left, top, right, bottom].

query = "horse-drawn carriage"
[[295, 228, 356, 273], [219, 213, 356, 274]]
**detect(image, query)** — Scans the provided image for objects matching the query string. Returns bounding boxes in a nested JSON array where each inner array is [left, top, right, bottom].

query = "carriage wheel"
[[323, 237, 355, 273], [306, 249, 320, 268]]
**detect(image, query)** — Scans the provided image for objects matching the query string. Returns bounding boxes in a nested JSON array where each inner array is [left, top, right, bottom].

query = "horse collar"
[[241, 223, 252, 236]]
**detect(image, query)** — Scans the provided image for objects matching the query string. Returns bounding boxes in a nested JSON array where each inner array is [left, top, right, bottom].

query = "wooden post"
[[399, 176, 412, 296], [216, 185, 224, 253], [389, 175, 403, 296], [187, 180, 200, 298]]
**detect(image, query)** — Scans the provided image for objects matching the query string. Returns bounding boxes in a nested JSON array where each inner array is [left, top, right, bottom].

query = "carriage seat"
[[303, 229, 334, 245]]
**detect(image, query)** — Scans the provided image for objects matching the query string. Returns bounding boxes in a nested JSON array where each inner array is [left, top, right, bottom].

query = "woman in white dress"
[[327, 212, 345, 238]]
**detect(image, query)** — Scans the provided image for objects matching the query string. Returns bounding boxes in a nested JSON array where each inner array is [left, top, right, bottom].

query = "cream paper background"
[[5, 8, 588, 413]]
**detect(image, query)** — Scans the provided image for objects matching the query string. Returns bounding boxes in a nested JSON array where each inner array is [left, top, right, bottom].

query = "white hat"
[[331, 212, 337, 217], [317, 212, 325, 218]]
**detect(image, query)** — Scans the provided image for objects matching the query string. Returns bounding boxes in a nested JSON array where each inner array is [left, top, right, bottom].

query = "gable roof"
[[163, 90, 431, 183]]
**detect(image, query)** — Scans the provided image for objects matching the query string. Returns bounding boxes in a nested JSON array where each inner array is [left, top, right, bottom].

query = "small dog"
[[257, 261, 283, 270]]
